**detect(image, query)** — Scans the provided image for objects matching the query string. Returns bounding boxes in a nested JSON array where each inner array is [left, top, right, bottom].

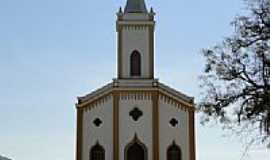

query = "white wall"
[[82, 98, 113, 160], [121, 26, 150, 78], [159, 99, 190, 160], [119, 97, 153, 160], [81, 93, 191, 160]]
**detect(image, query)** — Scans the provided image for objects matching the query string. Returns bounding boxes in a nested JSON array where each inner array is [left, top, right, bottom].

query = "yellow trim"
[[76, 108, 83, 160], [118, 28, 123, 78], [189, 110, 196, 160], [149, 26, 154, 78], [113, 92, 120, 160], [152, 91, 159, 160]]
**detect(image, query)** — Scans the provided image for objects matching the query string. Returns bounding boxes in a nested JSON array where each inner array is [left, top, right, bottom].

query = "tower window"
[[90, 143, 105, 160], [130, 50, 141, 76]]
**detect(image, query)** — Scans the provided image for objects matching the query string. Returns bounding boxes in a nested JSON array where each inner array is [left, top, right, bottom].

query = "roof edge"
[[76, 80, 195, 110]]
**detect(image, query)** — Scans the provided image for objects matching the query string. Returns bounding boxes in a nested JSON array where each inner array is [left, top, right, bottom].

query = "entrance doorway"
[[125, 135, 147, 160]]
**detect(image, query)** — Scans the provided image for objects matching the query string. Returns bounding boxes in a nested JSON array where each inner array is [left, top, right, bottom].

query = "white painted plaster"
[[82, 98, 113, 160], [159, 99, 190, 160], [121, 27, 151, 78], [119, 98, 153, 160]]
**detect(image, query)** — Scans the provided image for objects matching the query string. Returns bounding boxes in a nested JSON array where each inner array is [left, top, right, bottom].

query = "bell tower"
[[116, 0, 155, 79]]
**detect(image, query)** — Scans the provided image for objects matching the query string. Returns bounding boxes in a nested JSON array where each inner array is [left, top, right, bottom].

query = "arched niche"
[[125, 134, 147, 160], [90, 142, 105, 160]]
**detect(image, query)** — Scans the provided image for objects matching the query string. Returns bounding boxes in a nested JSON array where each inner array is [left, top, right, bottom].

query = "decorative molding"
[[79, 94, 112, 112], [77, 79, 194, 109], [158, 82, 194, 103], [120, 91, 152, 101], [122, 25, 149, 30], [117, 21, 155, 26], [159, 93, 194, 112], [77, 88, 194, 112], [78, 83, 113, 103]]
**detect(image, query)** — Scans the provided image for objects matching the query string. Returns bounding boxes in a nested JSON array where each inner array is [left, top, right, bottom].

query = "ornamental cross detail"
[[169, 118, 179, 127], [129, 107, 143, 121], [93, 118, 103, 127]]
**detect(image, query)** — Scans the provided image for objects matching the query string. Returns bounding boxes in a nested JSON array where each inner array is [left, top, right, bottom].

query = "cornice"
[[76, 80, 195, 111], [116, 20, 155, 31]]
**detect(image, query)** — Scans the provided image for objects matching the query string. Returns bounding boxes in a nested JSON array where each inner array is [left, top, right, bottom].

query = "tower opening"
[[130, 50, 141, 77]]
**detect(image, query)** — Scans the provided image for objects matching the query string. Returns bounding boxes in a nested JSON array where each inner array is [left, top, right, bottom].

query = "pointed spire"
[[124, 0, 148, 13]]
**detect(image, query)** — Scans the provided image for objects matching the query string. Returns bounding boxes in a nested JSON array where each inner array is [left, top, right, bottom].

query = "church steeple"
[[116, 0, 155, 79], [76, 2, 196, 160], [124, 0, 148, 13]]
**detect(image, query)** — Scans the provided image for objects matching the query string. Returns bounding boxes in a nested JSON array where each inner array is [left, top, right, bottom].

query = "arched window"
[[167, 142, 182, 160], [125, 135, 147, 160], [130, 50, 141, 76], [90, 143, 105, 160]]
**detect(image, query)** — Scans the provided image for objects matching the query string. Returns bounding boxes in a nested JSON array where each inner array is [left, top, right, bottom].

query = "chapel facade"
[[75, 1, 196, 160]]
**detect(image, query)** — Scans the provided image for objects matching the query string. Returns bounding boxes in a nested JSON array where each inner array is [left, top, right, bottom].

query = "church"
[[75, 0, 196, 160]]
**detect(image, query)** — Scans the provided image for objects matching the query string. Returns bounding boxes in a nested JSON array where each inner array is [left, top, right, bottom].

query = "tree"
[[199, 0, 270, 148]]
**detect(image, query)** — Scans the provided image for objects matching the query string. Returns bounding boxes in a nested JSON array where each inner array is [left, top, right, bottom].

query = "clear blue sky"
[[0, 0, 269, 160]]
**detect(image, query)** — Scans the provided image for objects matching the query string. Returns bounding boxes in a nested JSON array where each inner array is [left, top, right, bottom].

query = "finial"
[[149, 7, 155, 20], [150, 7, 154, 13], [117, 6, 123, 19], [119, 7, 123, 13]]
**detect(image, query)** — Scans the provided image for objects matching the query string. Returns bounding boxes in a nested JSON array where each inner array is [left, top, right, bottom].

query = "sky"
[[0, 0, 269, 160]]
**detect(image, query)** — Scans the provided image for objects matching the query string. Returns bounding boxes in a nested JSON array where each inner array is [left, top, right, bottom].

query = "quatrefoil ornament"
[[129, 107, 143, 121], [93, 118, 103, 127], [169, 118, 179, 127]]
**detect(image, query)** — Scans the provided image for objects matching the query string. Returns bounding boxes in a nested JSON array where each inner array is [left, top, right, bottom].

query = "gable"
[[76, 80, 195, 112]]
